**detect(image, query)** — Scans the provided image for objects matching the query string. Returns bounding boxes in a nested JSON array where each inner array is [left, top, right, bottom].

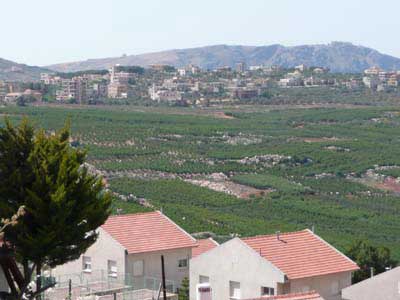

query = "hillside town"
[[0, 64, 400, 106], [2, 1, 400, 300]]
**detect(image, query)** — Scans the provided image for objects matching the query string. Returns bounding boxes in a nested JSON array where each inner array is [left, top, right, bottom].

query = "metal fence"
[[41, 270, 177, 300]]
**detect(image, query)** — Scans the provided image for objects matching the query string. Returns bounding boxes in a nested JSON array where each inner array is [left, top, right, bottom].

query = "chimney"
[[311, 225, 315, 233], [276, 231, 280, 241], [370, 267, 374, 278]]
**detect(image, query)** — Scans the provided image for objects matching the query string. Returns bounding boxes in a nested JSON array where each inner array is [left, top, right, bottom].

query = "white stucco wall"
[[127, 247, 193, 291], [189, 238, 286, 300], [289, 271, 352, 300], [0, 268, 8, 292], [342, 267, 400, 300], [51, 228, 126, 284]]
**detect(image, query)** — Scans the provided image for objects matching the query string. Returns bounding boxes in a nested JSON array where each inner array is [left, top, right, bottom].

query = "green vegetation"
[[0, 119, 111, 299], [231, 173, 305, 193], [56, 69, 109, 79], [346, 240, 397, 283], [114, 65, 145, 74], [178, 277, 189, 300], [1, 104, 400, 261]]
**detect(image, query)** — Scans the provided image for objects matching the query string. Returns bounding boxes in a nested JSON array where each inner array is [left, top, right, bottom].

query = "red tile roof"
[[101, 211, 197, 254], [245, 291, 323, 300], [192, 238, 219, 258], [242, 229, 359, 280]]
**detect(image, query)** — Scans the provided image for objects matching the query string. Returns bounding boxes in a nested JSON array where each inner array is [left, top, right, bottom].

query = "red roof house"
[[192, 238, 219, 258], [242, 229, 359, 280], [102, 211, 197, 254], [190, 229, 358, 300], [53, 211, 197, 290]]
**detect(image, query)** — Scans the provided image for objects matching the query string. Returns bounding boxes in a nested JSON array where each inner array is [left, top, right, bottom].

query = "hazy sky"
[[2, 0, 400, 66]]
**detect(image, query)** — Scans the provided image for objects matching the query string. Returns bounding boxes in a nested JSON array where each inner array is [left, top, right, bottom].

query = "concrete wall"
[[52, 228, 126, 284], [289, 271, 352, 300], [127, 247, 192, 290], [189, 238, 286, 300], [0, 268, 8, 292], [342, 267, 400, 300]]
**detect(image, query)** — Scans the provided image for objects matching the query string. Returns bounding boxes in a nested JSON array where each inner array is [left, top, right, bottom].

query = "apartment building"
[[362, 76, 379, 90], [149, 84, 182, 102], [0, 81, 7, 101], [236, 62, 247, 73], [56, 77, 88, 103], [107, 82, 129, 99], [364, 66, 384, 76]]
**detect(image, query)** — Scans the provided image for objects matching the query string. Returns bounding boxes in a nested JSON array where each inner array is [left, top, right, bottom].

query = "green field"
[[2, 104, 400, 259]]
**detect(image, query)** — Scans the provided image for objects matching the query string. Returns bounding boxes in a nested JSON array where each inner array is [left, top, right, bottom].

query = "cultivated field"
[[2, 104, 400, 259]]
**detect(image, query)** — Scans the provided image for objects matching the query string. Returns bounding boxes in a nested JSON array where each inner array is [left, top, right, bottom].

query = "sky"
[[2, 0, 400, 66]]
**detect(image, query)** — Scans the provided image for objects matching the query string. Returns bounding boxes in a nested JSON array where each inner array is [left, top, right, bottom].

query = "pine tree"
[[0, 118, 111, 299], [178, 277, 189, 300]]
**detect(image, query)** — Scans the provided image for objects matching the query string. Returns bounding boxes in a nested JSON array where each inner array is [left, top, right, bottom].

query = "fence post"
[[68, 279, 72, 300]]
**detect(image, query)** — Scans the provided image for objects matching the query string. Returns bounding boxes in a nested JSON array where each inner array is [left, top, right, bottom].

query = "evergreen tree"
[[346, 240, 397, 283], [178, 277, 189, 300], [0, 118, 111, 299]]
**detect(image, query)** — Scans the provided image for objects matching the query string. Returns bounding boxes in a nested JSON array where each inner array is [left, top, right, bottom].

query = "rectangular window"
[[82, 256, 91, 273], [229, 281, 240, 299], [178, 258, 188, 269], [261, 286, 274, 296], [133, 260, 144, 277], [108, 260, 117, 278], [199, 275, 210, 284]]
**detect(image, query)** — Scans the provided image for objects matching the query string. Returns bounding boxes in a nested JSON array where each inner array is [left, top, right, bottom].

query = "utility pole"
[[161, 255, 167, 300]]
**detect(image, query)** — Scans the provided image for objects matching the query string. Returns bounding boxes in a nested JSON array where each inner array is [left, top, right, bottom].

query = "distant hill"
[[46, 42, 400, 73], [0, 58, 50, 81]]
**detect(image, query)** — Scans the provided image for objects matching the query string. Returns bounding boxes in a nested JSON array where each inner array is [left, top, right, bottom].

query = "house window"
[[261, 286, 274, 296], [229, 281, 241, 299], [108, 260, 117, 278], [199, 275, 210, 284], [133, 260, 144, 277], [82, 256, 91, 273], [178, 258, 188, 269]]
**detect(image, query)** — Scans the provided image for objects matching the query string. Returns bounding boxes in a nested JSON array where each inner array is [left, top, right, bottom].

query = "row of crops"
[[2, 104, 400, 259]]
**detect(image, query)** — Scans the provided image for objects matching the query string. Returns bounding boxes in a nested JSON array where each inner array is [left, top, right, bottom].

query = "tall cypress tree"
[[0, 118, 111, 299]]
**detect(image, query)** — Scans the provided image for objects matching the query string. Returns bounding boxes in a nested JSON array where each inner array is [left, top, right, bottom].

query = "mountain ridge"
[[0, 58, 50, 82], [45, 42, 400, 73]]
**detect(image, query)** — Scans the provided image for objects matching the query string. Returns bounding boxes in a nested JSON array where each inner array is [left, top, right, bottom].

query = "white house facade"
[[190, 230, 359, 300], [52, 211, 198, 291]]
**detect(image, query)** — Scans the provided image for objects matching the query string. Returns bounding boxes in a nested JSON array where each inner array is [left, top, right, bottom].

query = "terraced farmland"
[[2, 104, 400, 259]]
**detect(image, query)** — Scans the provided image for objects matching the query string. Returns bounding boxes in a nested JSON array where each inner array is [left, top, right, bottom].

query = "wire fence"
[[41, 270, 177, 300]]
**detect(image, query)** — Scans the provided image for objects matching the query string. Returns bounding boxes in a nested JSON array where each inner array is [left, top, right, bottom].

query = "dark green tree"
[[346, 240, 397, 283], [178, 277, 189, 300], [0, 118, 111, 299]]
